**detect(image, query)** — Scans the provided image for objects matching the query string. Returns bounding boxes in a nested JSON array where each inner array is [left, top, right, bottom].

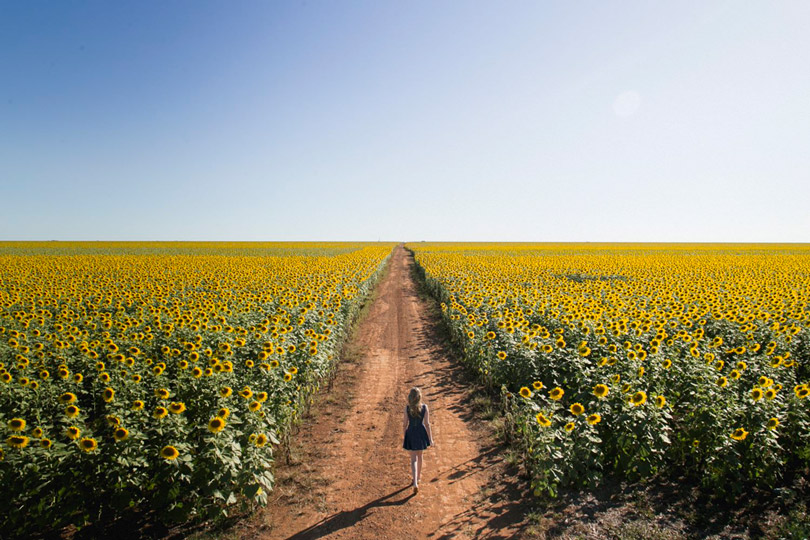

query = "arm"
[[423, 405, 433, 445]]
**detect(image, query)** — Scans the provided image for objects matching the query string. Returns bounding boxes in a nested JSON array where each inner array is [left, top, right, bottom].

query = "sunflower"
[[655, 395, 666, 408], [66, 426, 81, 440], [254, 433, 269, 447], [208, 417, 226, 433], [593, 384, 609, 398], [730, 428, 748, 441], [249, 401, 262, 412], [569, 403, 585, 416], [73, 373, 83, 383], [270, 360, 280, 368], [535, 412, 552, 427], [519, 387, 532, 399], [496, 351, 507, 360], [239, 387, 253, 399], [631, 391, 647, 406], [155, 388, 170, 399], [59, 392, 77, 404], [256, 391, 268, 402], [661, 359, 672, 369], [132, 400, 145, 410], [283, 372, 293, 382], [751, 388, 764, 401], [541, 344, 553, 353], [716, 377, 728, 388], [102, 387, 115, 403], [40, 438, 52, 449], [217, 407, 230, 419], [160, 445, 179, 460], [586, 413, 601, 425], [220, 386, 233, 398], [191, 367, 203, 378], [765, 389, 777, 400], [32, 427, 43, 438], [113, 427, 129, 441], [549, 387, 564, 401], [766, 418, 780, 430], [79, 437, 98, 453], [7, 435, 29, 449], [168, 402, 186, 414], [797, 387, 810, 399], [8, 418, 26, 432], [153, 407, 168, 420], [65, 405, 80, 418], [532, 381, 543, 390]]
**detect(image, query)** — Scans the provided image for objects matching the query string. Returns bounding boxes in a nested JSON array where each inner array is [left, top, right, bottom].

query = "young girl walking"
[[403, 387, 433, 494]]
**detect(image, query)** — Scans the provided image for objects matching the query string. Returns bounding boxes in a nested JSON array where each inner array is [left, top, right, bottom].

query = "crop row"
[[0, 243, 393, 536], [408, 243, 810, 497]]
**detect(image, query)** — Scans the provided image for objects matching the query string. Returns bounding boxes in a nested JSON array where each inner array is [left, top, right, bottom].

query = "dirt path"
[[240, 245, 530, 539]]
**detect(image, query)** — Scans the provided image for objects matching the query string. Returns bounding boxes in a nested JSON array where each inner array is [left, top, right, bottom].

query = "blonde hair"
[[408, 388, 423, 417]]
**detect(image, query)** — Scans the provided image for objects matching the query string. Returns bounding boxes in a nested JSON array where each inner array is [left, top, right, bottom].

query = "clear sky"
[[1, 1, 809, 242]]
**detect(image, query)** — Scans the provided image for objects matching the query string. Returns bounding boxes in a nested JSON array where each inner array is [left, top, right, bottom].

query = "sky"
[[1, 1, 809, 242]]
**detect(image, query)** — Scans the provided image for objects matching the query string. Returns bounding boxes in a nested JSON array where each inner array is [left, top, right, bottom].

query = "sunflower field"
[[0, 242, 393, 536], [408, 243, 810, 498]]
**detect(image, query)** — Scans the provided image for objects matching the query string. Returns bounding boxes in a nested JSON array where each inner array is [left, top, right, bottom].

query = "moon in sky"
[[613, 90, 641, 117]]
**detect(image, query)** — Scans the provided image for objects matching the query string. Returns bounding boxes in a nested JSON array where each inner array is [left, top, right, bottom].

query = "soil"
[[235, 245, 533, 539]]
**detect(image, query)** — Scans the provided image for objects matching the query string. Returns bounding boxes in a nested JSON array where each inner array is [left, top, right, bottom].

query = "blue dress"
[[403, 404, 431, 450]]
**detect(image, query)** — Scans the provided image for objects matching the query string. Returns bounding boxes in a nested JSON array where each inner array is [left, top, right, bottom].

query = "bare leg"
[[410, 451, 419, 488], [416, 451, 423, 484]]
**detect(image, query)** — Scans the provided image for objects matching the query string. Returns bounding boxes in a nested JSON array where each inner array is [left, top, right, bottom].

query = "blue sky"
[[1, 1, 809, 241]]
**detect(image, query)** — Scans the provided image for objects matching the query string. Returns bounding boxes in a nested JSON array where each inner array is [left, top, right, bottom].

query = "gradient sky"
[[1, 1, 809, 242]]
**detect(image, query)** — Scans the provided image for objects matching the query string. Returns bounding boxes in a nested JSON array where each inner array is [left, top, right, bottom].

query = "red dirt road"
[[242, 245, 530, 539]]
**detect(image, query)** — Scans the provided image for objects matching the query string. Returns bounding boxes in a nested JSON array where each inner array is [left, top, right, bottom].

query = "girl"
[[403, 387, 433, 494]]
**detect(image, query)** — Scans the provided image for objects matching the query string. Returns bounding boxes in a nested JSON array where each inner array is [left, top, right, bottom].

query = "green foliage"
[[0, 244, 392, 537], [409, 244, 810, 499]]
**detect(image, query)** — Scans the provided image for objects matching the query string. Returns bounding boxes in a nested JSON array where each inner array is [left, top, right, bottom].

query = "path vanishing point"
[[234, 245, 530, 539]]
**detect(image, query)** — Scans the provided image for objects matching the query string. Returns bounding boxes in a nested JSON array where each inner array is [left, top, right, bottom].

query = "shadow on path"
[[286, 487, 414, 540]]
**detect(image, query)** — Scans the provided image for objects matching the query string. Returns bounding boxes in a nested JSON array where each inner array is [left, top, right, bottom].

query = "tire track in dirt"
[[242, 245, 530, 539]]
